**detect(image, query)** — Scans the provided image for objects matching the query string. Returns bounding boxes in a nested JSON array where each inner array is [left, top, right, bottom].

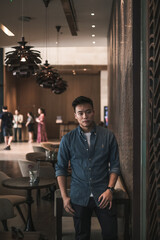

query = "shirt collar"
[[78, 123, 97, 136]]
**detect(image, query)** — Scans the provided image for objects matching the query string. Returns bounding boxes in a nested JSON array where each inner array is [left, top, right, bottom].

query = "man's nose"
[[82, 112, 87, 118]]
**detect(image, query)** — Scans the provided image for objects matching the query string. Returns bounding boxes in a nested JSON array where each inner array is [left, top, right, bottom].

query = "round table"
[[3, 177, 56, 231]]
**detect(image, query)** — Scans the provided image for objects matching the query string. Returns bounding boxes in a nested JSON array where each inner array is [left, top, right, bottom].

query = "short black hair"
[[2, 106, 8, 110], [72, 96, 94, 111]]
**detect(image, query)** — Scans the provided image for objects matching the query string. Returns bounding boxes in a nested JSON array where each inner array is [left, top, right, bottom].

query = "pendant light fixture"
[[36, 1, 67, 94], [5, 0, 42, 77]]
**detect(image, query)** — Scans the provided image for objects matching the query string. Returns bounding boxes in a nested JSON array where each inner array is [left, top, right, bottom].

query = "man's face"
[[74, 103, 94, 131]]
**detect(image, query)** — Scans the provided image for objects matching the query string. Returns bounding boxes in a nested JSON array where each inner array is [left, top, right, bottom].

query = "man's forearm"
[[57, 175, 68, 200], [108, 173, 118, 188]]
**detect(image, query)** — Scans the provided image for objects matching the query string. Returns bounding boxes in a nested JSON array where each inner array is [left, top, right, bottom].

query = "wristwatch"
[[107, 186, 114, 193]]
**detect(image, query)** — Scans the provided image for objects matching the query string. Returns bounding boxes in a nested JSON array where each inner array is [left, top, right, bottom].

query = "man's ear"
[[74, 113, 77, 120]]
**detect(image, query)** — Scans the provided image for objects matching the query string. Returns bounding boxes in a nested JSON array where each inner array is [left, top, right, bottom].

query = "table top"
[[2, 177, 56, 190]]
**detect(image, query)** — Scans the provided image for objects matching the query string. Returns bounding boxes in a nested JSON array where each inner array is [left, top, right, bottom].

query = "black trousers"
[[14, 128, 22, 141], [71, 197, 118, 240]]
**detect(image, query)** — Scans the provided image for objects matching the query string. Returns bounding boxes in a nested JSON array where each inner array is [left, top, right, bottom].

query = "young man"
[[55, 96, 120, 240], [0, 106, 13, 150]]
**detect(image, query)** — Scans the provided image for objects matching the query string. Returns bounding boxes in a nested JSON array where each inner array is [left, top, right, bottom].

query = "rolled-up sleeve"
[[55, 135, 70, 177]]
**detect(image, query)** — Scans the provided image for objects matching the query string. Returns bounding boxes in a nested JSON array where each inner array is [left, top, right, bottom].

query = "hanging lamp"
[[5, 0, 42, 77], [36, 1, 67, 94]]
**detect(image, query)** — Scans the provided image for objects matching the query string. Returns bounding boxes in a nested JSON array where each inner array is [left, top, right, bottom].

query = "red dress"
[[36, 113, 48, 143]]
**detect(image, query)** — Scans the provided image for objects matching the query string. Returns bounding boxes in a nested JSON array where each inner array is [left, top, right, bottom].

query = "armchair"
[[0, 198, 15, 231], [0, 171, 27, 230]]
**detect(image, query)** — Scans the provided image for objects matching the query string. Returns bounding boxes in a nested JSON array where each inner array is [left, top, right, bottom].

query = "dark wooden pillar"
[[0, 48, 3, 109], [132, 0, 141, 239]]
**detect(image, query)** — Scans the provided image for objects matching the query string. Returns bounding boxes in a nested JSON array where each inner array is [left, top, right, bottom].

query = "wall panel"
[[4, 69, 100, 140]]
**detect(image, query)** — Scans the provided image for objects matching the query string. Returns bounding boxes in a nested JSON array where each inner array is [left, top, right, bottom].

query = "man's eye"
[[86, 110, 91, 114]]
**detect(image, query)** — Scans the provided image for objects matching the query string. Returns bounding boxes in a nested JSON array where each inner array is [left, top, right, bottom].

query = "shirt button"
[[90, 178, 92, 181], [89, 158, 91, 161], [86, 149, 88, 151], [89, 168, 91, 171]]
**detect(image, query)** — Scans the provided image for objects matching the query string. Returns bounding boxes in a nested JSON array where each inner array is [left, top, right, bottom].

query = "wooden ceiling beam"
[[60, 0, 78, 36]]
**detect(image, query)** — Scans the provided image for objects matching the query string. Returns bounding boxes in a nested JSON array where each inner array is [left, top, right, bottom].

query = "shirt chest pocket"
[[94, 143, 109, 158]]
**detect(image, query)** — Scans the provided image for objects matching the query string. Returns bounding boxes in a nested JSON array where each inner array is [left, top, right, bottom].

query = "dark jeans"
[[14, 128, 22, 141], [72, 197, 118, 240]]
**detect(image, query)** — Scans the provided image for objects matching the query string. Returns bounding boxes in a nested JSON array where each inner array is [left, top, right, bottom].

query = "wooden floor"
[[0, 141, 104, 240]]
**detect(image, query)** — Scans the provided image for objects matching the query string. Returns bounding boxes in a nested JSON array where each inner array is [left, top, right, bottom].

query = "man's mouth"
[[82, 120, 89, 123]]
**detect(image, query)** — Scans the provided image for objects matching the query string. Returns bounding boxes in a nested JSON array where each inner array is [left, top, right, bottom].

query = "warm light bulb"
[[72, 70, 76, 75], [21, 56, 26, 62], [92, 25, 95, 28]]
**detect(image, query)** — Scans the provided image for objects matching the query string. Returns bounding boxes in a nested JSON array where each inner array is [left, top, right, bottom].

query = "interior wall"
[[108, 0, 141, 238], [3, 68, 17, 113], [100, 70, 108, 122], [4, 69, 100, 140], [4, 47, 108, 66], [108, 0, 133, 196]]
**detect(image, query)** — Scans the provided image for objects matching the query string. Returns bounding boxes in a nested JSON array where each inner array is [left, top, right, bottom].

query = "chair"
[[40, 142, 59, 152], [26, 152, 45, 161], [25, 152, 51, 167], [0, 171, 27, 229], [0, 198, 15, 231], [18, 160, 55, 178], [32, 146, 46, 153], [18, 160, 57, 203]]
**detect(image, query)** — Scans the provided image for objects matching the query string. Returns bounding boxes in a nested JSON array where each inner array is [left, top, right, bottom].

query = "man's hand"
[[63, 196, 75, 215], [98, 190, 113, 209]]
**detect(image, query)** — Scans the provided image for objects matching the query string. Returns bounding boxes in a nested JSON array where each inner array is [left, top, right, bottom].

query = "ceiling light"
[[92, 34, 95, 37], [92, 25, 95, 28], [91, 13, 95, 16], [20, 56, 26, 62], [5, 37, 42, 77], [5, 0, 41, 77], [36, 4, 67, 95], [92, 41, 96, 44], [83, 68, 87, 71], [0, 24, 15, 36], [36, 60, 68, 94]]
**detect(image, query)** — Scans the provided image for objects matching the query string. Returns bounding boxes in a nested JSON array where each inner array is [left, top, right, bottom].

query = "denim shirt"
[[55, 124, 120, 206]]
